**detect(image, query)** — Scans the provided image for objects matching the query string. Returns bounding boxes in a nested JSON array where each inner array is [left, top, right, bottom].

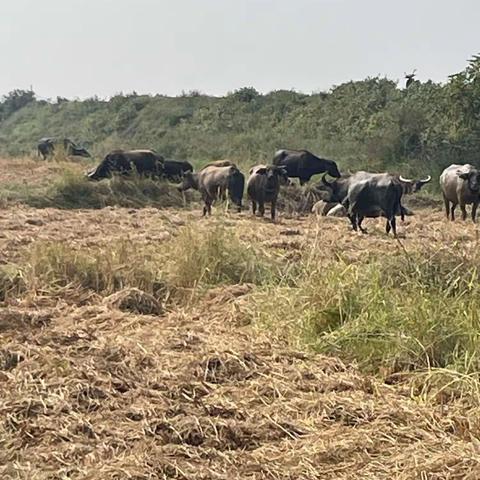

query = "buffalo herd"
[[35, 138, 480, 236]]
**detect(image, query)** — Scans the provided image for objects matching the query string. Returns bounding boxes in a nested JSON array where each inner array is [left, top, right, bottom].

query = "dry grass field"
[[1, 157, 480, 479]]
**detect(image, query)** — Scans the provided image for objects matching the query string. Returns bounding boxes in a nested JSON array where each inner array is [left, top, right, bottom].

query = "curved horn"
[[419, 175, 431, 184], [321, 173, 331, 187], [399, 175, 413, 183]]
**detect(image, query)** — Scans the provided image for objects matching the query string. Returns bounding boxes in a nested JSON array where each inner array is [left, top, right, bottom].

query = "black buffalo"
[[87, 149, 164, 181], [247, 165, 288, 220], [321, 171, 404, 237], [272, 149, 341, 185], [37, 137, 90, 160], [162, 160, 194, 181]]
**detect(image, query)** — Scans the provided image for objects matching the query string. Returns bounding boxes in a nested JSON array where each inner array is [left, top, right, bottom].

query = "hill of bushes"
[[1, 56, 480, 185]]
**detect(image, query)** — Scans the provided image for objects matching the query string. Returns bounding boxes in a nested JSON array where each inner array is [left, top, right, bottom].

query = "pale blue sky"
[[1, 0, 478, 99]]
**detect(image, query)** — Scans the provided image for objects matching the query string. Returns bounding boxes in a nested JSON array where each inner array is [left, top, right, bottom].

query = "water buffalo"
[[87, 149, 164, 180], [321, 172, 404, 236], [247, 165, 288, 220], [162, 160, 194, 182], [440, 164, 480, 222], [272, 149, 341, 185], [37, 137, 90, 160], [178, 165, 244, 215], [313, 173, 429, 219]]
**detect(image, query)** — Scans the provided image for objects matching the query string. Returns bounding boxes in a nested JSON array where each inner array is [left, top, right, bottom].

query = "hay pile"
[[277, 183, 329, 215], [2, 285, 480, 479]]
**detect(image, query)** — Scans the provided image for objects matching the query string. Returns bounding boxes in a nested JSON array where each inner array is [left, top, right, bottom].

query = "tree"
[[0, 89, 36, 120]]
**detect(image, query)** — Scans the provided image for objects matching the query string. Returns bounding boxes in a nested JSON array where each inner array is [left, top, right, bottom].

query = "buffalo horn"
[[419, 175, 432, 184], [321, 173, 331, 187]]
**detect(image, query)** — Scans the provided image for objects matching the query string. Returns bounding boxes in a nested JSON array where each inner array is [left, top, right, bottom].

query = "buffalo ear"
[[458, 173, 470, 180]]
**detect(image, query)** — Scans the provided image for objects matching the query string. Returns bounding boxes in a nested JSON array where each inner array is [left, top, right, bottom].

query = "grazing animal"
[[37, 137, 90, 160], [247, 165, 288, 220], [162, 160, 193, 182], [177, 165, 244, 215], [314, 173, 429, 219], [272, 149, 341, 185], [87, 149, 164, 180], [440, 164, 480, 222], [199, 160, 241, 201], [321, 172, 404, 236]]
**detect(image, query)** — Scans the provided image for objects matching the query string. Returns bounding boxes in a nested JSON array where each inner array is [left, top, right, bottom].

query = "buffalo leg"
[[251, 200, 257, 215], [259, 202, 265, 217], [389, 216, 397, 237], [386, 219, 391, 234], [460, 204, 467, 221], [443, 195, 450, 220], [451, 204, 456, 221], [472, 202, 478, 223], [348, 214, 358, 231], [203, 195, 213, 216], [271, 200, 276, 221], [357, 216, 367, 233]]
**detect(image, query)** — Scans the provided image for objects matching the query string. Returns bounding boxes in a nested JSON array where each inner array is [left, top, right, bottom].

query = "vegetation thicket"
[[2, 56, 480, 189]]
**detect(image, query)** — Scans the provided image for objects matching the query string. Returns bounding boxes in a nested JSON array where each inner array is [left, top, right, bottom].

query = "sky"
[[1, 0, 479, 99]]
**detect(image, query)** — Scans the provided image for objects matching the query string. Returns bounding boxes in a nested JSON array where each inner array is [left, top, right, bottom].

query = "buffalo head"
[[177, 171, 198, 192], [321, 173, 345, 203], [459, 170, 480, 193], [398, 175, 431, 193], [324, 159, 341, 178]]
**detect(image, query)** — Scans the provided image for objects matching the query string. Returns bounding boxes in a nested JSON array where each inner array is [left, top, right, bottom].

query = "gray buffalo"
[[178, 165, 244, 216], [321, 172, 404, 236], [37, 137, 90, 160], [87, 149, 164, 180], [440, 164, 480, 222], [247, 165, 288, 220], [272, 149, 341, 185]]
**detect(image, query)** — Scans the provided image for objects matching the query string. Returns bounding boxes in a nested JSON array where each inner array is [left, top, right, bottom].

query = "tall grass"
[[27, 241, 167, 296], [12, 224, 281, 301], [2, 169, 191, 209], [166, 225, 281, 288], [249, 248, 480, 377]]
